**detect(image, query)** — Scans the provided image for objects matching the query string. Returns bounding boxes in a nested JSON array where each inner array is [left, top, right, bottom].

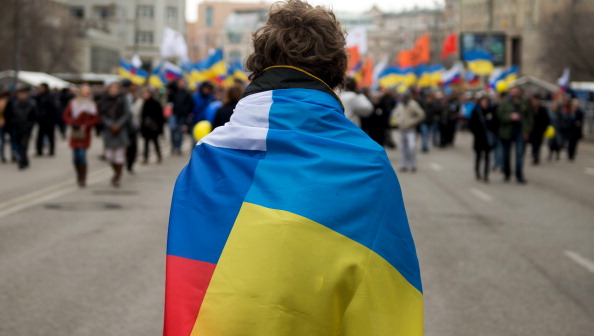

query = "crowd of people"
[[339, 77, 587, 184], [0, 78, 245, 188]]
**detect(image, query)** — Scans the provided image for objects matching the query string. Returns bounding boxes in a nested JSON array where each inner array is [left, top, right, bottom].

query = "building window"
[[206, 6, 213, 27], [137, 5, 154, 19], [70, 6, 84, 18], [166, 6, 178, 20], [136, 31, 154, 45], [93, 6, 110, 19], [91, 46, 119, 73]]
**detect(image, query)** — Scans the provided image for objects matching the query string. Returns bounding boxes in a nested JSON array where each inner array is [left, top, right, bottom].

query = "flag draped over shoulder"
[[165, 66, 423, 336]]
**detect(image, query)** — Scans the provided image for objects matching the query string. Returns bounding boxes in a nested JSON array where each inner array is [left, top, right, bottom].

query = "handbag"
[[71, 126, 86, 141]]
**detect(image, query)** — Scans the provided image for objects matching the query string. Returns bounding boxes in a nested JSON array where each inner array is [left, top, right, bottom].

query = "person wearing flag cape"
[[164, 1, 423, 335]]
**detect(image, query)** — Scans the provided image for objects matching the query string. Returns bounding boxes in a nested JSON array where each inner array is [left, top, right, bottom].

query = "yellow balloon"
[[544, 125, 555, 139], [193, 120, 212, 141], [496, 81, 508, 93]]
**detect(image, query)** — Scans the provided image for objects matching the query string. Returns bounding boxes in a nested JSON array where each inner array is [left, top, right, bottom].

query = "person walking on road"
[[562, 99, 584, 161], [212, 84, 244, 129], [338, 77, 373, 128], [0, 91, 9, 163], [140, 88, 165, 164], [63, 84, 99, 187], [547, 100, 564, 161], [496, 86, 533, 184], [469, 96, 497, 182], [392, 92, 425, 172], [528, 94, 550, 165], [98, 82, 130, 187], [168, 79, 194, 155], [5, 86, 37, 170], [34, 83, 58, 156]]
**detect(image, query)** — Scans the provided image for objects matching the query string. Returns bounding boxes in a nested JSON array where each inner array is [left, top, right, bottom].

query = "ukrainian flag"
[[223, 61, 249, 87], [463, 50, 494, 76], [118, 59, 148, 85], [417, 64, 444, 88], [378, 66, 417, 89], [148, 62, 166, 88], [203, 48, 226, 81], [165, 66, 423, 336]]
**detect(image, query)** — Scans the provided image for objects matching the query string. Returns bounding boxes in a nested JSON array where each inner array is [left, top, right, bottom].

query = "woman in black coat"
[[562, 99, 584, 161], [469, 96, 498, 182], [140, 89, 165, 164], [212, 84, 244, 129]]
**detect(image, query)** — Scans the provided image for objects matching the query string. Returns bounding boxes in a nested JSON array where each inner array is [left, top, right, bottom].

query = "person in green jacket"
[[496, 86, 533, 184]]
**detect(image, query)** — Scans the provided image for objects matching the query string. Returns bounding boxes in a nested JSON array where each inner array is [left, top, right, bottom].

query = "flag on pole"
[[163, 61, 183, 82], [149, 62, 166, 88], [161, 27, 189, 61], [463, 50, 494, 75], [441, 62, 463, 86], [347, 46, 361, 75], [378, 66, 417, 89], [398, 34, 430, 68], [558, 67, 570, 91], [164, 66, 423, 336], [346, 26, 368, 54], [441, 33, 457, 59], [118, 59, 148, 85]]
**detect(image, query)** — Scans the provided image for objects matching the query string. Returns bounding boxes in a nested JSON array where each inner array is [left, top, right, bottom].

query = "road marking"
[[0, 142, 190, 219], [585, 168, 594, 176], [469, 188, 493, 202], [564, 250, 594, 275], [429, 162, 443, 172]]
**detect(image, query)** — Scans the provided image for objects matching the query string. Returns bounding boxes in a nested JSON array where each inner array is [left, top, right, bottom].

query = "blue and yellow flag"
[[378, 65, 418, 89], [118, 59, 148, 85], [463, 50, 494, 76], [165, 66, 423, 335]]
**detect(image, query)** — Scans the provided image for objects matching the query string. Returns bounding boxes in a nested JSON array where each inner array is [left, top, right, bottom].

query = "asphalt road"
[[0, 131, 592, 335]]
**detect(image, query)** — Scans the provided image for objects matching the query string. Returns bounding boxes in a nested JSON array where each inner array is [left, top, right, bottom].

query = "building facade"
[[57, 0, 185, 73], [188, 1, 270, 62]]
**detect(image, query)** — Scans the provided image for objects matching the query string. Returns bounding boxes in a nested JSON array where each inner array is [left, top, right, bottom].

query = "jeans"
[[73, 148, 87, 164], [400, 129, 417, 170], [169, 115, 184, 151], [419, 122, 438, 151], [502, 132, 526, 181]]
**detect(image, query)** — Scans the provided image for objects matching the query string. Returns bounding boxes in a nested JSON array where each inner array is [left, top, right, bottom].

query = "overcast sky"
[[186, 0, 443, 22]]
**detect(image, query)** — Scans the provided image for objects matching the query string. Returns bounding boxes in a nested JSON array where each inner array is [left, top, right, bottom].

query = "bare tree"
[[0, 0, 82, 73], [539, 3, 594, 82]]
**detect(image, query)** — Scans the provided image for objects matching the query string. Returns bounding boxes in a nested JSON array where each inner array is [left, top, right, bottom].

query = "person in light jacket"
[[338, 77, 373, 128], [392, 92, 425, 172]]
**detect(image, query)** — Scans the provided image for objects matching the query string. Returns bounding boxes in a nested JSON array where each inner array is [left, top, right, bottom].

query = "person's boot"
[[74, 163, 82, 186], [111, 164, 123, 187], [79, 164, 87, 188]]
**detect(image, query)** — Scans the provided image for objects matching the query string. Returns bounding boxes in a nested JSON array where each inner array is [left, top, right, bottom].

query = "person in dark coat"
[[419, 92, 441, 152], [562, 99, 584, 161], [212, 84, 244, 129], [547, 100, 564, 161], [5, 86, 37, 169], [34, 83, 58, 156], [362, 87, 395, 147], [57, 87, 75, 139], [528, 94, 550, 165], [140, 88, 165, 164], [98, 82, 130, 187], [469, 96, 498, 182], [440, 94, 459, 147], [169, 79, 194, 155]]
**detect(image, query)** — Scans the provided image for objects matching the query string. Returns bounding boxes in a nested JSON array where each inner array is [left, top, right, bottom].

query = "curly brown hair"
[[245, 0, 347, 89]]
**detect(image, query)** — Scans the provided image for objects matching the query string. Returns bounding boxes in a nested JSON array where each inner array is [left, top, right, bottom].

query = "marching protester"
[[392, 91, 425, 172], [563, 98, 584, 161], [365, 87, 396, 147], [440, 93, 460, 147], [0, 91, 9, 163], [98, 82, 130, 187], [34, 83, 58, 156], [419, 92, 441, 152], [5, 86, 37, 170], [469, 95, 497, 182], [139, 88, 165, 164], [164, 1, 423, 334], [338, 77, 374, 128], [496, 86, 533, 184], [192, 81, 215, 126], [212, 84, 244, 129], [528, 94, 550, 165], [62, 84, 99, 187], [547, 99, 565, 161], [168, 79, 194, 155], [121, 80, 140, 174], [57, 87, 75, 140]]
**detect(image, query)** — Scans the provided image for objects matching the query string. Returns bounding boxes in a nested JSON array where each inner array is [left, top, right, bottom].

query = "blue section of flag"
[[463, 50, 493, 62], [167, 145, 264, 264]]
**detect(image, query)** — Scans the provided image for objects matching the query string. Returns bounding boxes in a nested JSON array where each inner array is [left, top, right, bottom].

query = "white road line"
[[469, 188, 493, 202], [429, 162, 443, 172], [585, 167, 594, 176], [564, 250, 594, 275]]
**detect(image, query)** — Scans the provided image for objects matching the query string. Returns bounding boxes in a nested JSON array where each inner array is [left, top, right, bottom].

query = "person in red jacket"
[[63, 84, 99, 187]]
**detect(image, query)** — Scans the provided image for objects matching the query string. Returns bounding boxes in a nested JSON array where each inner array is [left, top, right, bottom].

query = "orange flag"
[[397, 34, 430, 68], [359, 58, 374, 88], [441, 33, 457, 59], [347, 46, 361, 73]]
